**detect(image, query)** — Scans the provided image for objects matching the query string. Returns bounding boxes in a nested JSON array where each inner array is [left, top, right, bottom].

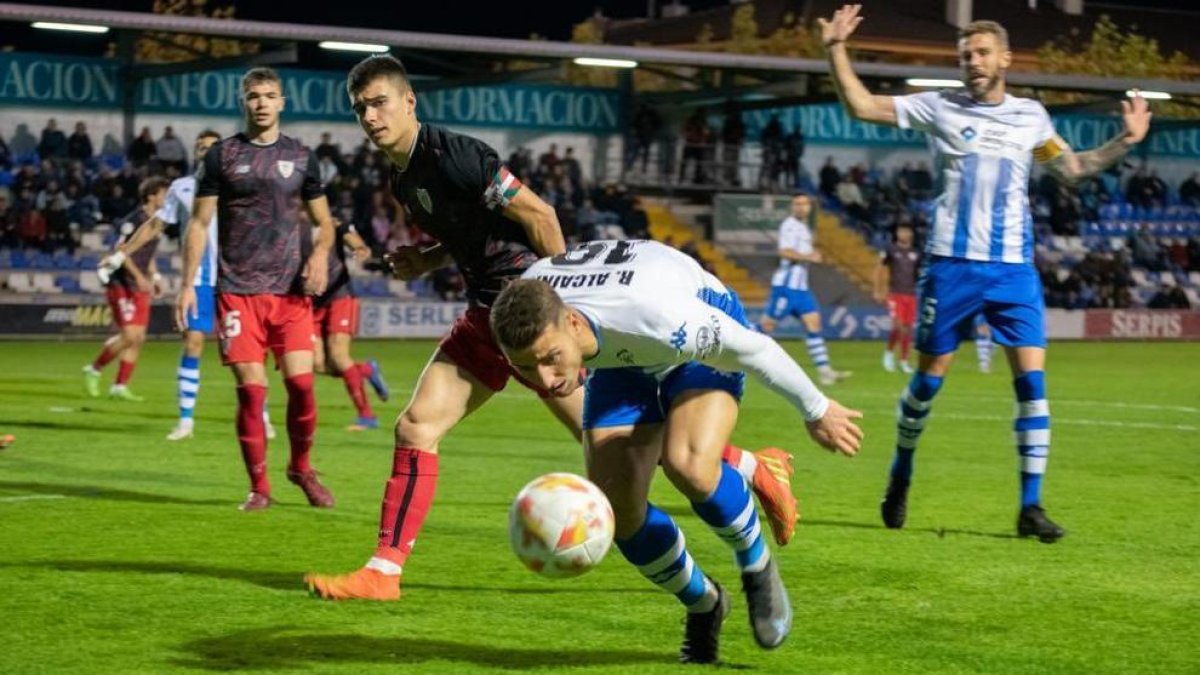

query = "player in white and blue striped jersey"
[[759, 193, 851, 386], [821, 5, 1151, 541], [491, 240, 863, 663], [104, 130, 273, 441]]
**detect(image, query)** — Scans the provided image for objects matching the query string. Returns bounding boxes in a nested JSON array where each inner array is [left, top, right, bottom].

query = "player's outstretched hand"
[[805, 398, 864, 456], [817, 4, 864, 48], [384, 245, 427, 280], [175, 286, 197, 333], [1122, 91, 1152, 145], [302, 253, 329, 296]]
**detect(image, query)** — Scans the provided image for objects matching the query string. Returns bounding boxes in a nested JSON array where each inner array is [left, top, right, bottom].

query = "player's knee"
[[183, 332, 204, 356], [661, 451, 719, 501], [394, 409, 443, 451]]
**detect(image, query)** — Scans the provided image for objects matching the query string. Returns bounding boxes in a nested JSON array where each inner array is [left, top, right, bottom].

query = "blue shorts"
[[765, 286, 818, 321], [186, 285, 216, 334], [583, 288, 749, 431], [915, 257, 1044, 355]]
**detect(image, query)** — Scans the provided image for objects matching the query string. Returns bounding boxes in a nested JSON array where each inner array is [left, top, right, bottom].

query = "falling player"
[[821, 4, 1151, 540], [84, 177, 169, 401], [491, 239, 864, 663], [176, 67, 337, 511]]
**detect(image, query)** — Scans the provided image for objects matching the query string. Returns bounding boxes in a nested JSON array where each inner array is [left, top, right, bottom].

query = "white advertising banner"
[[358, 301, 468, 339]]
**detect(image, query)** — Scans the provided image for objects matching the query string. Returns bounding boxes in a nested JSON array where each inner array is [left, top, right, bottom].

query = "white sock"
[[366, 557, 402, 576]]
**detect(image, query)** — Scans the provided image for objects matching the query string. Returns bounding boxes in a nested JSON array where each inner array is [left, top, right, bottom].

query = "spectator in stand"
[[538, 143, 560, 177], [127, 127, 156, 168], [562, 147, 583, 191], [0, 192, 15, 248], [67, 122, 93, 164], [156, 126, 188, 175], [1187, 238, 1200, 272], [679, 108, 709, 184], [16, 199, 47, 249], [910, 161, 934, 200], [720, 102, 745, 187], [576, 198, 599, 241], [38, 118, 68, 162], [1167, 238, 1190, 273], [65, 183, 99, 232], [318, 154, 339, 191], [45, 194, 75, 253], [1049, 184, 1082, 236], [819, 156, 840, 198], [13, 164, 40, 195], [836, 174, 869, 225], [101, 183, 136, 223], [783, 126, 805, 191], [1147, 170, 1168, 208], [1148, 283, 1190, 309], [316, 132, 342, 166], [758, 114, 784, 191], [1181, 172, 1200, 208], [628, 103, 661, 174], [623, 197, 650, 240], [35, 179, 64, 212], [0, 133, 11, 168], [1125, 165, 1154, 209], [1130, 228, 1165, 271]]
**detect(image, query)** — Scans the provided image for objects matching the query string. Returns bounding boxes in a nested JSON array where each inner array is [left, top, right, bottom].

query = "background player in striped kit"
[[821, 4, 1151, 540], [758, 193, 851, 386], [84, 177, 169, 402]]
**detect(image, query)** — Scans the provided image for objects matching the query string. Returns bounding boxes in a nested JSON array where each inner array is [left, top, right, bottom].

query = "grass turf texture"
[[0, 339, 1196, 674]]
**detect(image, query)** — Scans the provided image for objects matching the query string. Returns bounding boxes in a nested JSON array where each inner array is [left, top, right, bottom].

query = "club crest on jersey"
[[416, 188, 433, 214], [276, 160, 295, 178]]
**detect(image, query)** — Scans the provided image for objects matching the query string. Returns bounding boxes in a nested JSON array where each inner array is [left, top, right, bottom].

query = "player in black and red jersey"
[[177, 67, 336, 512]]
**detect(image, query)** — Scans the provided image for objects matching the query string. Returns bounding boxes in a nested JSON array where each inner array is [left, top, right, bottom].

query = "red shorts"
[[217, 293, 313, 365], [439, 305, 551, 397], [313, 296, 359, 338], [888, 293, 917, 327], [106, 286, 150, 328]]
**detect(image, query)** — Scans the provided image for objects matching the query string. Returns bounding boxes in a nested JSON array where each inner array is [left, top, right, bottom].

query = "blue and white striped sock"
[[976, 334, 993, 371], [805, 331, 831, 369], [891, 372, 944, 483], [1013, 371, 1050, 508], [616, 503, 718, 613], [178, 354, 200, 423], [692, 463, 769, 573]]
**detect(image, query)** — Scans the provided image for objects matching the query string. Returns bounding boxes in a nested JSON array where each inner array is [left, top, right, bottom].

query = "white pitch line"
[[936, 413, 1196, 432], [0, 494, 68, 503], [849, 390, 1198, 414]]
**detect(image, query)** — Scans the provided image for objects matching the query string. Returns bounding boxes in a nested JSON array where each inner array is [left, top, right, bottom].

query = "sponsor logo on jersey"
[[277, 160, 294, 178], [669, 322, 688, 351]]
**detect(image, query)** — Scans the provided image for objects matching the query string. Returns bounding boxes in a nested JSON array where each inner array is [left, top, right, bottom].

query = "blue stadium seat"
[[55, 275, 81, 294]]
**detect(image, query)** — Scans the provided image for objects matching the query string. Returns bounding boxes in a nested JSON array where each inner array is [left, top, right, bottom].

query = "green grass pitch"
[[0, 339, 1196, 674]]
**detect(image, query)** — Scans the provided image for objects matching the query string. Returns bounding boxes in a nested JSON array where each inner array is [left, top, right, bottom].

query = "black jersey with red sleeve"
[[197, 132, 323, 296], [882, 244, 921, 295], [387, 124, 540, 306], [109, 207, 157, 290]]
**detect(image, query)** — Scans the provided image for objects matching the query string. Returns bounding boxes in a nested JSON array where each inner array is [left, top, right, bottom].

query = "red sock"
[[887, 328, 899, 351], [284, 373, 316, 474], [115, 360, 136, 385], [375, 446, 439, 567], [900, 330, 912, 360], [92, 339, 119, 370], [721, 444, 745, 467], [236, 383, 270, 495], [342, 364, 374, 418], [357, 361, 375, 378]]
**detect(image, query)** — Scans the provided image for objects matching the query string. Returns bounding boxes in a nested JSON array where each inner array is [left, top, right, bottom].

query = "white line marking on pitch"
[[936, 413, 1195, 432], [850, 390, 1198, 414], [0, 494, 68, 503]]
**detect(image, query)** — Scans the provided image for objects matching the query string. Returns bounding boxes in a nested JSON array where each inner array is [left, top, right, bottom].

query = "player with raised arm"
[[305, 55, 800, 602], [84, 177, 169, 401], [491, 240, 864, 663], [820, 5, 1151, 540], [176, 67, 337, 511], [874, 224, 920, 373], [310, 220, 390, 431], [758, 193, 851, 386]]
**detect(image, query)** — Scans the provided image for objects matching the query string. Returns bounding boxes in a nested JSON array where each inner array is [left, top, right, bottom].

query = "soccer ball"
[[508, 472, 615, 578]]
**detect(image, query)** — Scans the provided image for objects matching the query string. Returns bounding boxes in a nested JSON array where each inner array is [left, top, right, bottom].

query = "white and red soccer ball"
[[508, 472, 615, 578]]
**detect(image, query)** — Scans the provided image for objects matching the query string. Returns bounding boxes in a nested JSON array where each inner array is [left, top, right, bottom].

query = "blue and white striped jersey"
[[894, 90, 1060, 264], [157, 176, 218, 287], [770, 216, 812, 290]]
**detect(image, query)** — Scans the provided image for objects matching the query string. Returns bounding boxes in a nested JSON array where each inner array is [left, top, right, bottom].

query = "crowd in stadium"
[[1, 114, 1197, 309]]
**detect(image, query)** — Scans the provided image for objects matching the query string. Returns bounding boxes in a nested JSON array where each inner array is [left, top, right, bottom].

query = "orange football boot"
[[751, 447, 799, 546], [305, 567, 401, 601]]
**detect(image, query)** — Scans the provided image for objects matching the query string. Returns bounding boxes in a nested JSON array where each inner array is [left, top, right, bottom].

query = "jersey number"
[[222, 310, 243, 339], [550, 240, 636, 267]]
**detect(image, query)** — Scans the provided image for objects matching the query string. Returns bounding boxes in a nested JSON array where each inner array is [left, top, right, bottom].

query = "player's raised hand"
[[302, 253, 329, 295], [384, 245, 427, 280], [175, 285, 197, 333], [805, 398, 864, 456], [1121, 91, 1152, 145], [817, 4, 864, 48]]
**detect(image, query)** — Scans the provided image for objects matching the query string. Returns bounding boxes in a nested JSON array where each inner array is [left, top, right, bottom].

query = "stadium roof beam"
[[1, 3, 1199, 97]]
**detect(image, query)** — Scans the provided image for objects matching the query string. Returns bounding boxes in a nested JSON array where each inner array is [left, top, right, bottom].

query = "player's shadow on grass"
[[801, 518, 1018, 541], [3, 560, 299, 591], [403, 581, 659, 596], [0, 480, 230, 506], [173, 626, 674, 671]]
